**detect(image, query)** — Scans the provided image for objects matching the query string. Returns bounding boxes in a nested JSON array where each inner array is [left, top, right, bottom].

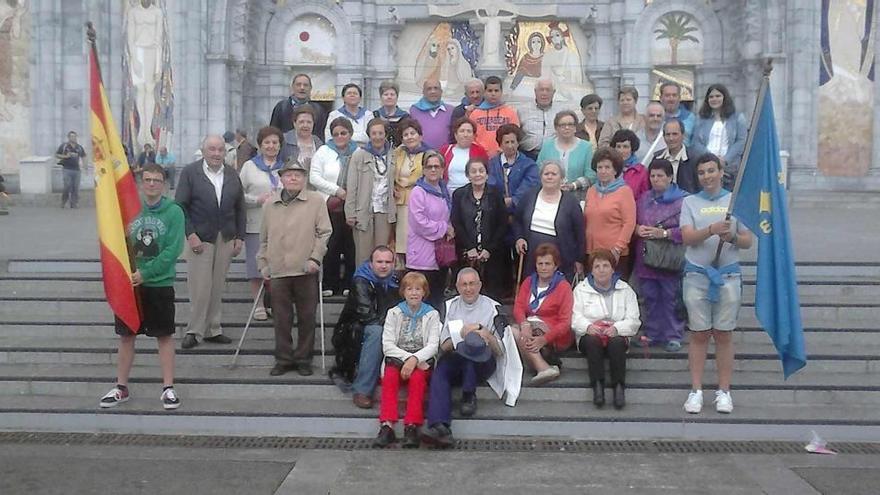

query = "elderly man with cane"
[[256, 160, 332, 376]]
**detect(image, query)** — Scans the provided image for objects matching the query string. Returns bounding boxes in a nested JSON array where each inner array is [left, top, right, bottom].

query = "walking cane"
[[516, 251, 525, 290], [230, 282, 265, 369], [318, 274, 326, 371]]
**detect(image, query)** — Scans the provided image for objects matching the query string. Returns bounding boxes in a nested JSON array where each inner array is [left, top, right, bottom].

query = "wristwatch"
[[477, 324, 484, 331], [662, 229, 669, 239]]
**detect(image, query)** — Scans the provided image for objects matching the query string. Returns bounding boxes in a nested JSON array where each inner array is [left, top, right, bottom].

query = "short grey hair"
[[456, 267, 481, 284], [534, 78, 555, 91], [463, 78, 484, 92], [201, 134, 225, 150], [539, 159, 566, 180]]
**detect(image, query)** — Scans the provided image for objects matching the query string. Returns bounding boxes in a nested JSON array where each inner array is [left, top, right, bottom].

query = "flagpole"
[[711, 59, 774, 267], [87, 21, 144, 327]]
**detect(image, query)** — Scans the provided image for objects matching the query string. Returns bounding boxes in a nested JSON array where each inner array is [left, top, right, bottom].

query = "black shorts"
[[114, 286, 176, 338]]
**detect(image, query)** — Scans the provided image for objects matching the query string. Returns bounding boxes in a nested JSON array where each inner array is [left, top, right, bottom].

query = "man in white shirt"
[[175, 135, 246, 349], [518, 79, 572, 159], [637, 101, 667, 163]]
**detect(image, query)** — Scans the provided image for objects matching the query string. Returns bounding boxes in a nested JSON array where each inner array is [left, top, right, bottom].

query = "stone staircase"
[[0, 258, 879, 442]]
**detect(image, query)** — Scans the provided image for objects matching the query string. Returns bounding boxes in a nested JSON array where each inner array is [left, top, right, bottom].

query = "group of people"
[[98, 72, 755, 443]]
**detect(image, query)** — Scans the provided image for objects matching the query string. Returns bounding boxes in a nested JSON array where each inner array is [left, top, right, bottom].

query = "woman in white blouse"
[[311, 117, 358, 296], [238, 126, 284, 320], [691, 84, 747, 189]]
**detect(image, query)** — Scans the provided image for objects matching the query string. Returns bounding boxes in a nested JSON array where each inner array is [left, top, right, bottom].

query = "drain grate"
[[0, 432, 878, 455]]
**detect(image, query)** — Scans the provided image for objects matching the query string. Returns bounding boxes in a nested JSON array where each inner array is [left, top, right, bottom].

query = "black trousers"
[[579, 335, 628, 387], [323, 210, 355, 293], [416, 269, 447, 318]]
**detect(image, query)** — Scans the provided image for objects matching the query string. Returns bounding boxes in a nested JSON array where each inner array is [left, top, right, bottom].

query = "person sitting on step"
[[374, 272, 441, 448], [329, 245, 401, 409], [420, 268, 505, 448]]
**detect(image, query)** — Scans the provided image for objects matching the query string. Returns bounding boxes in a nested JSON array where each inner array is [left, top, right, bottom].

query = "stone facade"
[[10, 0, 880, 191]]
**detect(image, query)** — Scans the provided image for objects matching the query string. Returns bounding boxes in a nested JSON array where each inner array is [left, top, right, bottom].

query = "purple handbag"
[[434, 238, 457, 268]]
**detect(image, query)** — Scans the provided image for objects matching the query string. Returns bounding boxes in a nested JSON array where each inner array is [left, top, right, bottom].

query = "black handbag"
[[642, 211, 685, 272]]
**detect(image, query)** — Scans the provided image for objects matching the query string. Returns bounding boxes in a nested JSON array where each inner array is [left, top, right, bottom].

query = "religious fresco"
[[394, 22, 478, 101], [504, 21, 592, 104], [0, 0, 29, 174], [818, 0, 874, 176], [283, 14, 337, 101], [123, 0, 173, 153], [652, 12, 703, 66]]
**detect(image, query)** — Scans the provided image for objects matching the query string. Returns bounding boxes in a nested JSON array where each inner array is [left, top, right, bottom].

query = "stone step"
[[7, 259, 880, 278], [0, 320, 878, 348], [4, 277, 879, 303], [2, 298, 876, 326], [0, 364, 875, 404], [0, 336, 875, 372], [1, 396, 878, 442]]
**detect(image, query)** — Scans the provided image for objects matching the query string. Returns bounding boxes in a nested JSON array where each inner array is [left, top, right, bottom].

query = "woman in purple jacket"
[[407, 150, 454, 313], [632, 158, 688, 352]]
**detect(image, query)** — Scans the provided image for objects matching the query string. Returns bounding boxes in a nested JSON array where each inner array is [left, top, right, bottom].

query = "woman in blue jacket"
[[691, 84, 747, 189], [487, 124, 539, 214]]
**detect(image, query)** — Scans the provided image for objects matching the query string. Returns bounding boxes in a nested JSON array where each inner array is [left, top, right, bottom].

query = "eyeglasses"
[[332, 131, 350, 137], [557, 122, 576, 128], [425, 165, 443, 170]]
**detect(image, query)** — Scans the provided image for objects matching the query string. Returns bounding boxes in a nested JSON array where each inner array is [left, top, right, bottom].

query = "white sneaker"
[[683, 390, 703, 414], [530, 365, 560, 386], [714, 390, 733, 414], [321, 289, 333, 297]]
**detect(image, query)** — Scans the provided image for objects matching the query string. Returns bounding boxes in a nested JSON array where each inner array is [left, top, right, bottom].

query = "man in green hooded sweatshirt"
[[99, 163, 186, 410]]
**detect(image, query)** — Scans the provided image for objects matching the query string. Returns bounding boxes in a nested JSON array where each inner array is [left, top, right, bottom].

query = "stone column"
[[872, 0, 880, 177], [206, 56, 229, 134], [30, 0, 60, 156], [786, 1, 820, 187]]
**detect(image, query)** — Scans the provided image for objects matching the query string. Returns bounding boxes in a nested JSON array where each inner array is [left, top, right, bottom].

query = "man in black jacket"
[[269, 73, 327, 139], [175, 134, 246, 349], [329, 246, 400, 409], [653, 118, 701, 194]]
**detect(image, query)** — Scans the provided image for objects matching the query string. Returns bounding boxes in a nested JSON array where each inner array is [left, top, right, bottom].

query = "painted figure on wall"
[[541, 21, 582, 85], [125, 0, 165, 149], [511, 31, 545, 90], [0, 0, 29, 173], [505, 20, 589, 103], [414, 22, 477, 97], [818, 0, 875, 176]]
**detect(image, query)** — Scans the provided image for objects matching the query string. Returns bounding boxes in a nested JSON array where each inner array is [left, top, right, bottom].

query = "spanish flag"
[[90, 36, 142, 332]]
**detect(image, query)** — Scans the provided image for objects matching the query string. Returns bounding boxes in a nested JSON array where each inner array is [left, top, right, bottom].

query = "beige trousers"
[[185, 233, 235, 338], [354, 212, 393, 265]]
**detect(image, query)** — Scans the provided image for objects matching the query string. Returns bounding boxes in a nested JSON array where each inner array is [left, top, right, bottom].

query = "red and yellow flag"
[[90, 43, 142, 332]]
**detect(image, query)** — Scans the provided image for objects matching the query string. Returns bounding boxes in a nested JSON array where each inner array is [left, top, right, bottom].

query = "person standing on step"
[[55, 130, 86, 209], [329, 245, 401, 408], [99, 164, 184, 410], [175, 134, 246, 350], [680, 154, 752, 415], [420, 268, 504, 449], [257, 160, 332, 377]]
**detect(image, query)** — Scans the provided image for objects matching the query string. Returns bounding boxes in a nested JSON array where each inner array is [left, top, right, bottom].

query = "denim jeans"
[[61, 169, 81, 207], [351, 324, 383, 396]]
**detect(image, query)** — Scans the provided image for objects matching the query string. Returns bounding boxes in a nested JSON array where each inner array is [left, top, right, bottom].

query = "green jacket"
[[128, 197, 185, 287]]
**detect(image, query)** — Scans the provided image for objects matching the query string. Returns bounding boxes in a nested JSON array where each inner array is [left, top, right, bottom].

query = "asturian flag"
[[90, 36, 142, 332], [730, 82, 807, 378]]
